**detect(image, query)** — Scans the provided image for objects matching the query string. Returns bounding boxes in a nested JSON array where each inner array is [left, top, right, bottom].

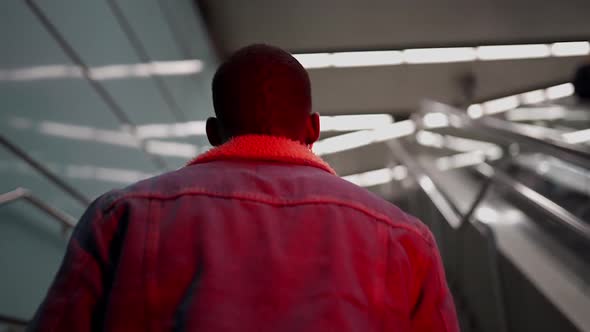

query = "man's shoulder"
[[275, 167, 432, 245], [93, 162, 432, 245], [88, 167, 188, 214], [89, 162, 242, 212]]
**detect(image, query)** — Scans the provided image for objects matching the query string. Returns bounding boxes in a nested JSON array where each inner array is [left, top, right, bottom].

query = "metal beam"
[[0, 313, 28, 327], [24, 0, 170, 171], [106, 0, 187, 122], [0, 135, 91, 206], [0, 187, 76, 230]]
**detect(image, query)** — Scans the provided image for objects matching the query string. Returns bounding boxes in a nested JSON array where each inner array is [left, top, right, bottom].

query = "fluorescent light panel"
[[39, 121, 139, 148], [483, 96, 520, 115], [320, 114, 394, 132], [133, 114, 395, 140], [0, 60, 203, 81], [342, 165, 408, 187], [506, 106, 566, 122], [467, 104, 484, 118], [422, 112, 450, 128], [314, 120, 415, 155], [416, 130, 503, 162], [294, 41, 589, 69], [546, 83, 575, 100], [551, 42, 590, 57], [145, 140, 199, 158], [562, 128, 590, 144], [292, 53, 332, 69], [467, 83, 576, 119], [331, 51, 403, 68], [37, 121, 201, 158], [416, 130, 445, 148], [403, 47, 476, 64], [476, 44, 550, 60], [519, 90, 547, 104], [437, 150, 486, 171], [136, 121, 207, 139], [48, 113, 402, 158], [65, 164, 155, 184]]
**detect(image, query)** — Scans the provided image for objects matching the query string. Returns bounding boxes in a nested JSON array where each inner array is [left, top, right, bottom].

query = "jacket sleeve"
[[410, 231, 460, 332], [27, 193, 119, 332]]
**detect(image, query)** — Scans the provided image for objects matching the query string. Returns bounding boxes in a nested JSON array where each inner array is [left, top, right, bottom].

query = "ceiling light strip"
[[467, 82, 575, 118], [293, 41, 590, 69], [342, 165, 408, 187], [130, 114, 395, 139], [313, 120, 416, 155], [0, 60, 204, 82]]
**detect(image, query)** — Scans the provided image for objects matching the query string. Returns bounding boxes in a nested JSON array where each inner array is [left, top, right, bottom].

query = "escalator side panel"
[[458, 221, 507, 332], [499, 255, 580, 332]]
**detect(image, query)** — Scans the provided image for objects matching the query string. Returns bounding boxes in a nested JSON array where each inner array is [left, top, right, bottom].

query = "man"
[[29, 44, 459, 331], [573, 60, 590, 101]]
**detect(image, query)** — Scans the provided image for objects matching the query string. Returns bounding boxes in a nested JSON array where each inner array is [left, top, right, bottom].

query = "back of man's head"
[[573, 62, 590, 101], [210, 44, 314, 144]]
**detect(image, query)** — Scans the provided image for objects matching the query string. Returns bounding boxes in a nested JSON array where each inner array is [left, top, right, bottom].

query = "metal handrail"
[[420, 100, 590, 170], [387, 139, 509, 332], [0, 134, 91, 206], [386, 140, 463, 228], [418, 100, 590, 242], [488, 168, 590, 241], [0, 187, 76, 231], [475, 116, 590, 169], [396, 102, 589, 332], [0, 313, 28, 327], [0, 188, 76, 327]]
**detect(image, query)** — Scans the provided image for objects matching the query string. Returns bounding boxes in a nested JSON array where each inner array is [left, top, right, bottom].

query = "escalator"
[[389, 100, 590, 332], [495, 96, 590, 132]]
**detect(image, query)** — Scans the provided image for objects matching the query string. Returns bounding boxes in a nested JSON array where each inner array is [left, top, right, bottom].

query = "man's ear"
[[305, 112, 321, 146], [206, 117, 224, 146]]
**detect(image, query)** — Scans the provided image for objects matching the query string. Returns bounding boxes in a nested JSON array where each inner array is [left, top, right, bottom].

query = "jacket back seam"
[[105, 189, 432, 247]]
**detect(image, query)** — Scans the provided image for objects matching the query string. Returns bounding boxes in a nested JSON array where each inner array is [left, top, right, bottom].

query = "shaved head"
[[574, 63, 590, 100], [209, 44, 316, 144]]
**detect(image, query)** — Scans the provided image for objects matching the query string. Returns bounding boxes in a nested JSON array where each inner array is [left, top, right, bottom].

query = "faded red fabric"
[[29, 135, 459, 332]]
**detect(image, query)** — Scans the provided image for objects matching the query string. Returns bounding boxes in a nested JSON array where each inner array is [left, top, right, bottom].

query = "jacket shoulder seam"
[[106, 189, 432, 245]]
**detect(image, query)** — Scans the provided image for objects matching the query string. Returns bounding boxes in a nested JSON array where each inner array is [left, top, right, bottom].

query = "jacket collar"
[[187, 135, 336, 175]]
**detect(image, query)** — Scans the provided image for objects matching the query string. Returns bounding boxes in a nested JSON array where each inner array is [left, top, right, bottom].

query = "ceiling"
[[200, 0, 590, 178], [200, 0, 590, 53], [200, 0, 589, 115]]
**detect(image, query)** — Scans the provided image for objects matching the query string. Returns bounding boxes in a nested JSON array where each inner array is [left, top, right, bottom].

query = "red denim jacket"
[[29, 135, 459, 332]]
